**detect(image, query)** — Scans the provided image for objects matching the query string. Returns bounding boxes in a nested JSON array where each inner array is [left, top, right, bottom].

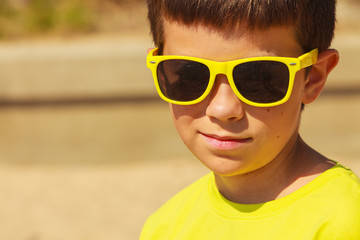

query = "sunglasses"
[[147, 48, 318, 107]]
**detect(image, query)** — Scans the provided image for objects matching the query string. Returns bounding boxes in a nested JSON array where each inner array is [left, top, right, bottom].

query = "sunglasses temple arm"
[[299, 49, 318, 69]]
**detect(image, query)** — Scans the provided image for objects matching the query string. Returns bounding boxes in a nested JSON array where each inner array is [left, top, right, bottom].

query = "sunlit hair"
[[147, 0, 336, 53]]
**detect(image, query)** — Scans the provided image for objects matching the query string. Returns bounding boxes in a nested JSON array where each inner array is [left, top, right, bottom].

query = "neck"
[[214, 135, 333, 204]]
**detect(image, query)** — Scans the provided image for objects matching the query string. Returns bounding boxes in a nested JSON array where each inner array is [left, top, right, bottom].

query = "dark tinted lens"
[[233, 61, 289, 103], [157, 59, 210, 101]]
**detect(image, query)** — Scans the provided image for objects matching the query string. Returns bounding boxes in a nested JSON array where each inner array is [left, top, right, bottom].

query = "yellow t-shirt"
[[140, 163, 360, 240]]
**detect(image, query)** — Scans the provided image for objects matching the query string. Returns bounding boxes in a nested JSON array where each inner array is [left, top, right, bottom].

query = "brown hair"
[[147, 0, 336, 53]]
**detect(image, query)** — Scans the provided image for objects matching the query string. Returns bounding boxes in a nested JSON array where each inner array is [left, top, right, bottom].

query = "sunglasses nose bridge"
[[211, 61, 231, 81]]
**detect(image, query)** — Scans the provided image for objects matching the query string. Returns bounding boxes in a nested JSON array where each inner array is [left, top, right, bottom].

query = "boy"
[[141, 0, 360, 239]]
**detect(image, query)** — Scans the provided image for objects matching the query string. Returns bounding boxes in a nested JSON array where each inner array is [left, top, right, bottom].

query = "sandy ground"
[[0, 3, 359, 239]]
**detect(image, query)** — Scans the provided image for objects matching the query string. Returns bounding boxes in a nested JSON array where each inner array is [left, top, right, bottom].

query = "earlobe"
[[302, 49, 339, 104]]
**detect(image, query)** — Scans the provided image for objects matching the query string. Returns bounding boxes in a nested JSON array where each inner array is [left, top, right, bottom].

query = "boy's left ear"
[[302, 49, 339, 104], [147, 48, 155, 54]]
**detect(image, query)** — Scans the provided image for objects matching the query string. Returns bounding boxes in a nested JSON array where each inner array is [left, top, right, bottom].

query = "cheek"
[[251, 79, 304, 141], [170, 103, 205, 122], [170, 104, 200, 141], [267, 107, 300, 134], [293, 70, 307, 102], [262, 94, 303, 140]]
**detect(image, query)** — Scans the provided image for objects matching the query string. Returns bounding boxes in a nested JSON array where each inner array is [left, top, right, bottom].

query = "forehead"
[[162, 19, 302, 60]]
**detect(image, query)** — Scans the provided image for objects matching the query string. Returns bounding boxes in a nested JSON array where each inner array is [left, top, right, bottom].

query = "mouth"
[[200, 132, 251, 150]]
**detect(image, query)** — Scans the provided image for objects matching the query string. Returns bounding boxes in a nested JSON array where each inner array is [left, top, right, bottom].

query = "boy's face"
[[163, 20, 308, 177]]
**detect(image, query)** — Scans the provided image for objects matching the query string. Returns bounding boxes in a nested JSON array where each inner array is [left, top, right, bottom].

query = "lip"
[[200, 132, 251, 150]]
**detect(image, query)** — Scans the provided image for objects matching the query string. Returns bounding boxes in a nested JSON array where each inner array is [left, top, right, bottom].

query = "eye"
[[176, 61, 209, 82]]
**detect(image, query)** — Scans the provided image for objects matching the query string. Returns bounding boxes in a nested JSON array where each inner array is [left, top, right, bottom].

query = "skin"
[[161, 20, 339, 204]]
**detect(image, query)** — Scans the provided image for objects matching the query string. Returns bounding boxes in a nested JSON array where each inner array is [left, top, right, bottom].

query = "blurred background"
[[0, 0, 359, 239]]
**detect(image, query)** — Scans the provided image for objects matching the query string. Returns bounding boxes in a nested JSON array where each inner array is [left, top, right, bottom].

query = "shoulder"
[[316, 164, 360, 238], [325, 163, 360, 195], [292, 163, 360, 223], [152, 173, 211, 216], [331, 164, 360, 207], [316, 163, 360, 205], [140, 173, 212, 239]]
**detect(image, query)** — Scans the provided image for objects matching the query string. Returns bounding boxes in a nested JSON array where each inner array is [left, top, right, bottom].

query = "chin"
[[199, 155, 255, 177]]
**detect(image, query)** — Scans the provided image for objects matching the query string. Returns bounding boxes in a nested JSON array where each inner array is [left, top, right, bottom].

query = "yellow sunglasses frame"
[[147, 48, 318, 107]]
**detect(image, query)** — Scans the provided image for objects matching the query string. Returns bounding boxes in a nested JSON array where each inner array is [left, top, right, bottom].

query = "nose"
[[205, 74, 245, 122]]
